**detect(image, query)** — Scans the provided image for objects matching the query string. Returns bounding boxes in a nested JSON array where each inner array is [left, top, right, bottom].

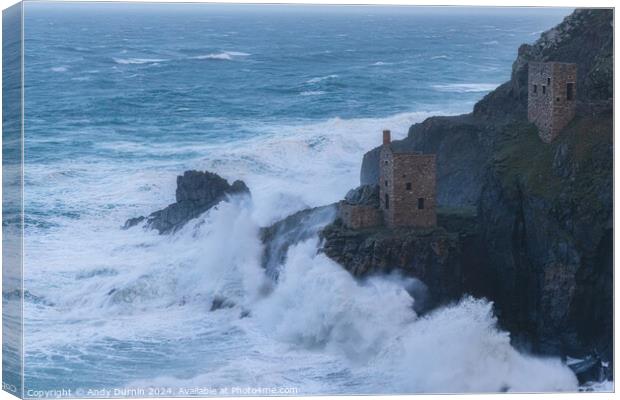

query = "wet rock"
[[124, 170, 250, 234], [344, 184, 380, 208], [210, 296, 236, 311]]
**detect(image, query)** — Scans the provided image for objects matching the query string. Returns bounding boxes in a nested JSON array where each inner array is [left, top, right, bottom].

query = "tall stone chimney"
[[382, 129, 391, 145]]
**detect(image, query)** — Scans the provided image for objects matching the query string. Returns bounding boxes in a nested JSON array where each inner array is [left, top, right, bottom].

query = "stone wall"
[[380, 145, 437, 228], [392, 154, 437, 227], [550, 62, 577, 140], [379, 146, 395, 226], [528, 62, 577, 143], [338, 201, 382, 229]]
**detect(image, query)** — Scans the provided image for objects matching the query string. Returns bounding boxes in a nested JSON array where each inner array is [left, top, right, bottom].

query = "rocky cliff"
[[319, 208, 481, 314], [357, 8, 613, 371]]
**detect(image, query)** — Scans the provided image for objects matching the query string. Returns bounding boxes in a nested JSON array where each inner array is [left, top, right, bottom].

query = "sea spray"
[[254, 238, 416, 360]]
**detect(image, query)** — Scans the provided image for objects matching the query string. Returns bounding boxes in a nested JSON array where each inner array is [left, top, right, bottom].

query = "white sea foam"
[[121, 237, 578, 393], [483, 40, 499, 45], [432, 83, 500, 93], [300, 90, 326, 96], [306, 74, 339, 84], [113, 57, 168, 65], [51, 66, 68, 72], [191, 51, 250, 61], [431, 55, 450, 60]]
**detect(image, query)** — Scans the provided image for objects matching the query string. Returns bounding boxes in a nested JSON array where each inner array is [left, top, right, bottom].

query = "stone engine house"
[[339, 130, 437, 230], [527, 61, 577, 143], [379, 130, 437, 228]]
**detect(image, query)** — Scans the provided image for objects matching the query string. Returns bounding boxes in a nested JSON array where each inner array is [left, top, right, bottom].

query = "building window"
[[542, 85, 546, 94], [417, 198, 424, 209], [556, 97, 561, 102], [406, 182, 412, 191], [385, 194, 389, 209], [567, 83, 574, 100], [547, 77, 551, 85], [384, 160, 388, 165], [384, 180, 388, 187], [533, 84, 537, 94]]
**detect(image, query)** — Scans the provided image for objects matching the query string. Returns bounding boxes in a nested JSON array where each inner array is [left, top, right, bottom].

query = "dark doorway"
[[385, 194, 390, 209], [417, 198, 424, 209]]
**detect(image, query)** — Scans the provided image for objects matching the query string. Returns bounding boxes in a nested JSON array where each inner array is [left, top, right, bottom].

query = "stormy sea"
[[12, 3, 599, 395]]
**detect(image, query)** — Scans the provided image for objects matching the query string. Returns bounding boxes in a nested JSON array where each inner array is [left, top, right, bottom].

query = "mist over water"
[[18, 3, 579, 394]]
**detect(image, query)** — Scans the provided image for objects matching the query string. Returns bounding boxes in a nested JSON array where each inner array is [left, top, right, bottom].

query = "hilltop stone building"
[[527, 61, 577, 143], [339, 130, 437, 229]]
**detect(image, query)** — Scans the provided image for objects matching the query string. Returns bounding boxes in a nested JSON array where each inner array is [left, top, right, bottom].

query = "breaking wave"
[[306, 74, 339, 84], [191, 51, 250, 61]]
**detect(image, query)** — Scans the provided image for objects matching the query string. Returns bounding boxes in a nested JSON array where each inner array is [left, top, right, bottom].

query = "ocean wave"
[[191, 51, 250, 61], [306, 74, 338, 84], [372, 61, 392, 66], [300, 90, 326, 96], [432, 83, 500, 93], [51, 66, 68, 72], [430, 55, 449, 60], [483, 40, 499, 45], [113, 57, 168, 65], [25, 104, 575, 394]]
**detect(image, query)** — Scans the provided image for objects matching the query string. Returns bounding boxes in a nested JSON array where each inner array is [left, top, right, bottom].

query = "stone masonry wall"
[[550, 62, 577, 140], [380, 145, 436, 228], [391, 154, 437, 228], [528, 62, 577, 143], [379, 146, 395, 226], [338, 201, 383, 229], [528, 62, 554, 141]]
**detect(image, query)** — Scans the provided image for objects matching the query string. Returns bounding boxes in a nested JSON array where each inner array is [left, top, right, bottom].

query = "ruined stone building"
[[379, 130, 436, 228], [339, 130, 437, 230], [528, 61, 577, 143]]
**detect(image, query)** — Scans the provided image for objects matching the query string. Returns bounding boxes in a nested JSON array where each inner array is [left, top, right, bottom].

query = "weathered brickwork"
[[528, 62, 577, 143], [338, 201, 383, 229], [379, 130, 437, 228]]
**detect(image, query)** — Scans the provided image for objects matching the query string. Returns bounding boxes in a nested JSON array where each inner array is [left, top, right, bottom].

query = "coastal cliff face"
[[319, 209, 482, 314], [358, 8, 613, 366]]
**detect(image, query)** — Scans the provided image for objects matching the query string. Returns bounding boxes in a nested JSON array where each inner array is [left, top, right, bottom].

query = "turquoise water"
[[19, 3, 580, 395]]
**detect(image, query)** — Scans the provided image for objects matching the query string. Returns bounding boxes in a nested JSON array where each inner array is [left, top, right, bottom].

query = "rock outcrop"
[[344, 184, 380, 208], [124, 170, 250, 234], [357, 8, 613, 372]]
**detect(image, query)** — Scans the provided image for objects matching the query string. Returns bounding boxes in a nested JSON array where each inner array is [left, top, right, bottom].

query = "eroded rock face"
[[124, 170, 250, 234], [318, 217, 476, 313]]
